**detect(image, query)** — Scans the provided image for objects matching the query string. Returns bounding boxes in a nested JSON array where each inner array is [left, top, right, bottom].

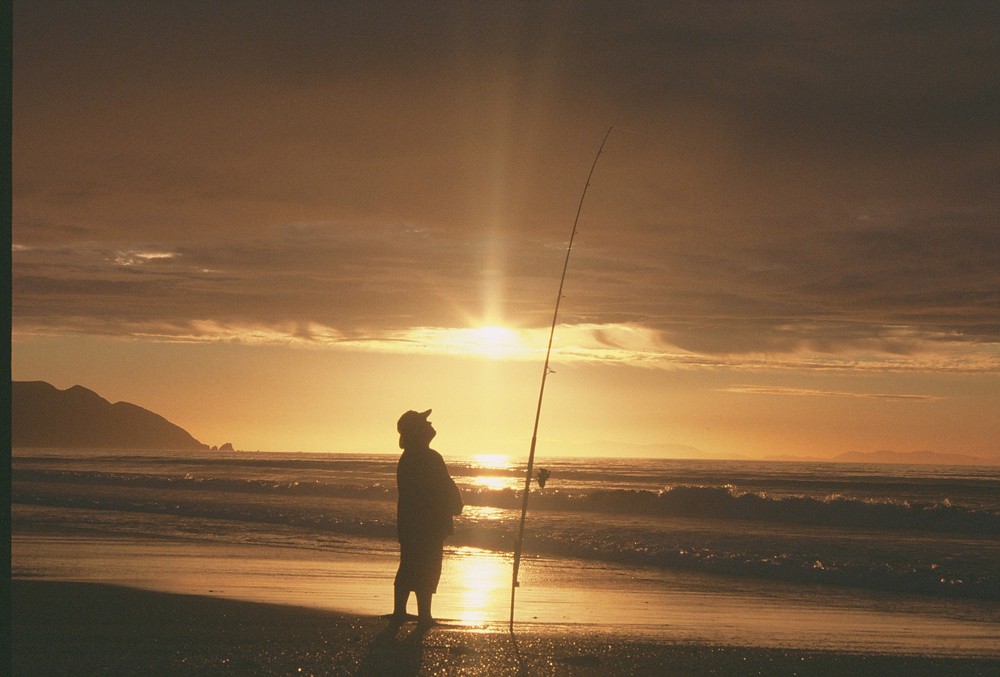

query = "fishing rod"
[[509, 126, 614, 629]]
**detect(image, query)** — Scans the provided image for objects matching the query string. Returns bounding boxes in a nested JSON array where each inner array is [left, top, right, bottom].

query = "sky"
[[12, 1, 1000, 462]]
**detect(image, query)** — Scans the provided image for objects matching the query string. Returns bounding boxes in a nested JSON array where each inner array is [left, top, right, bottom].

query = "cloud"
[[12, 198, 1000, 373], [12, 2, 1000, 379], [113, 250, 177, 267]]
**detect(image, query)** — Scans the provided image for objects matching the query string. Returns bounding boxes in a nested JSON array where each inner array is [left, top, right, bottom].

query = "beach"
[[13, 580, 1000, 677], [12, 532, 1000, 676], [11, 449, 1000, 675]]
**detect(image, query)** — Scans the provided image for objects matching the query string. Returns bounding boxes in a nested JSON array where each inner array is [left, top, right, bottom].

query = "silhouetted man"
[[393, 409, 463, 625]]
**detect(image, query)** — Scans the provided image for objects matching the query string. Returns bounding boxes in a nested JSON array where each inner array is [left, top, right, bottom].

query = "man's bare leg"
[[393, 586, 410, 620], [416, 590, 433, 625]]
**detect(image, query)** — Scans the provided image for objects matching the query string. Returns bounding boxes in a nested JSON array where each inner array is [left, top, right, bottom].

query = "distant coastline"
[[11, 380, 211, 451]]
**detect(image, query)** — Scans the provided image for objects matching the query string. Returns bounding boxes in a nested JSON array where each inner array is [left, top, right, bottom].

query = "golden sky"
[[12, 2, 1000, 462]]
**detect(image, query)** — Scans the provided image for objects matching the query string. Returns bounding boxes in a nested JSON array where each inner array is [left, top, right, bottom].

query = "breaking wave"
[[15, 469, 1000, 535], [466, 484, 1000, 536]]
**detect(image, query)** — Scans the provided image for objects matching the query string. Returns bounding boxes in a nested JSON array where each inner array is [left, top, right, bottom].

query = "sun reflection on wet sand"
[[442, 547, 512, 625], [459, 505, 508, 520]]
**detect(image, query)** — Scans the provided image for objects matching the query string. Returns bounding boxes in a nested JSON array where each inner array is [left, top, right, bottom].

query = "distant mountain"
[[12, 381, 209, 450]]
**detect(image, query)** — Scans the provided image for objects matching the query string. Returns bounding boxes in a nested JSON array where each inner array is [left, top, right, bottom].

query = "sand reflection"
[[446, 547, 510, 624]]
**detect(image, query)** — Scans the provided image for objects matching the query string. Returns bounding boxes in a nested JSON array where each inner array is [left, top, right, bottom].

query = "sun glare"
[[408, 325, 530, 359], [465, 325, 524, 359]]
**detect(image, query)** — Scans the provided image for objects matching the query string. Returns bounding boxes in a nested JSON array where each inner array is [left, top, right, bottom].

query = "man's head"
[[397, 409, 436, 449]]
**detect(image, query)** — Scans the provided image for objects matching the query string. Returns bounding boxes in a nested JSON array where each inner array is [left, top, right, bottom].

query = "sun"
[[464, 325, 524, 359]]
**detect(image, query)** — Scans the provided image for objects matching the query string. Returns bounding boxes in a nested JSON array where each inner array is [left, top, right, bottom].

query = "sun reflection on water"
[[466, 454, 521, 492], [469, 475, 517, 491], [470, 454, 513, 469]]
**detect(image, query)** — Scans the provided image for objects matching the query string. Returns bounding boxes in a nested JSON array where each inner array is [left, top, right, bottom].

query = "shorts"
[[394, 538, 445, 594]]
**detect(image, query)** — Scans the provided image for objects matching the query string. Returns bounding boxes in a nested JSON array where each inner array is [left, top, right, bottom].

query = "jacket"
[[396, 446, 463, 543]]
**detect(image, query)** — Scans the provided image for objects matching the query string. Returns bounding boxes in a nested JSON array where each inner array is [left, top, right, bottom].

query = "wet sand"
[[13, 532, 1000, 656], [12, 580, 999, 676]]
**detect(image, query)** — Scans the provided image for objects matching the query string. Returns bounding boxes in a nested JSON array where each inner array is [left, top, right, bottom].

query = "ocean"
[[11, 448, 1000, 655]]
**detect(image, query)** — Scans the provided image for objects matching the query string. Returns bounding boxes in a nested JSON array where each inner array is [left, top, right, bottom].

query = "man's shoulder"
[[429, 448, 452, 466]]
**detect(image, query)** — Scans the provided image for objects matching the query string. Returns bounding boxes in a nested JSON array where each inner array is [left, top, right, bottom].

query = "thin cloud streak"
[[720, 385, 944, 402], [13, 202, 1000, 358], [13, 317, 998, 375]]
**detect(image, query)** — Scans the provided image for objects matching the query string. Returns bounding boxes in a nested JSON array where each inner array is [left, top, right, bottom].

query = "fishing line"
[[509, 126, 614, 629]]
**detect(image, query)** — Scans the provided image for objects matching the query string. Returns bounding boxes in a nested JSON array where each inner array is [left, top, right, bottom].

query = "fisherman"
[[392, 409, 463, 626]]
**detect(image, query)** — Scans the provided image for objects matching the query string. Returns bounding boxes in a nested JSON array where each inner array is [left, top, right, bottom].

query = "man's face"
[[400, 417, 436, 448], [421, 419, 437, 443]]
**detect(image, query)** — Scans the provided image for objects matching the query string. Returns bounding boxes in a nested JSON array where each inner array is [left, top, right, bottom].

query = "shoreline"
[[12, 580, 1000, 676]]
